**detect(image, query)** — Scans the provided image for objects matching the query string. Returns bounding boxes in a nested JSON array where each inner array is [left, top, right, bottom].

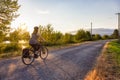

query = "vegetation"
[[9, 27, 30, 42], [102, 35, 110, 40], [111, 29, 119, 39], [108, 40, 120, 65], [0, 0, 20, 43], [92, 34, 102, 40], [0, 25, 119, 58]]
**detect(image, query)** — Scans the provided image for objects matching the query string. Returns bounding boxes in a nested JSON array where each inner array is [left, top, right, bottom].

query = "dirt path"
[[0, 40, 109, 80]]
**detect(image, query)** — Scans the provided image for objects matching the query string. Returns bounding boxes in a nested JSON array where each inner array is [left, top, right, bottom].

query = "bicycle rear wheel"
[[40, 47, 48, 60], [22, 49, 35, 65]]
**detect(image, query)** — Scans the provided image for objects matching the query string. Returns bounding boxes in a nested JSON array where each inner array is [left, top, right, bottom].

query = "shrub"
[[3, 43, 22, 53]]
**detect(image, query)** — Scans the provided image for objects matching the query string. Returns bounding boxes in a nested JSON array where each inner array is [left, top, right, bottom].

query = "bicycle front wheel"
[[22, 49, 35, 65], [40, 47, 48, 60]]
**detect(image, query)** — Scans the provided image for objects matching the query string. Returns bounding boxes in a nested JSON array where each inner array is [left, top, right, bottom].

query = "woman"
[[29, 26, 45, 57]]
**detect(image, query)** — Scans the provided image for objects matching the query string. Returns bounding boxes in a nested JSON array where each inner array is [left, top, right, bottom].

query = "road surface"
[[0, 40, 109, 80]]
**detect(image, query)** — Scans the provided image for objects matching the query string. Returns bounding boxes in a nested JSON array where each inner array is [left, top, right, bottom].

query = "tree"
[[63, 33, 73, 43], [0, 31, 6, 42], [38, 24, 54, 42], [10, 30, 19, 42], [111, 29, 119, 39], [0, 0, 20, 42], [85, 31, 91, 41], [9, 27, 30, 42], [51, 31, 63, 44], [102, 35, 110, 40], [75, 29, 86, 42], [93, 34, 102, 40]]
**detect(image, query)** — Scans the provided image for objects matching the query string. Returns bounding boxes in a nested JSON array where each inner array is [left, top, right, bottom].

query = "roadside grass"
[[0, 51, 22, 59], [0, 42, 28, 59], [85, 40, 120, 80], [108, 40, 120, 65]]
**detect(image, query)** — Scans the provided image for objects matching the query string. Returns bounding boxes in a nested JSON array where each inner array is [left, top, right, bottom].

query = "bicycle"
[[21, 43, 48, 65]]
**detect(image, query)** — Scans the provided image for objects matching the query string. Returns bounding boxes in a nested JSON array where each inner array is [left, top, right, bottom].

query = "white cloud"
[[37, 10, 50, 15]]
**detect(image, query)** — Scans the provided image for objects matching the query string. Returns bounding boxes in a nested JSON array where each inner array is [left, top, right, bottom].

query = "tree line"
[[6, 24, 118, 45], [0, 23, 119, 53]]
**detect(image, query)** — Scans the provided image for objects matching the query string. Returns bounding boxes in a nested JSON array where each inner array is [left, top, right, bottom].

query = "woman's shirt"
[[29, 33, 39, 44]]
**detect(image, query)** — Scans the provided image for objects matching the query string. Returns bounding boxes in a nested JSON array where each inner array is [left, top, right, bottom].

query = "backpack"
[[22, 48, 29, 58]]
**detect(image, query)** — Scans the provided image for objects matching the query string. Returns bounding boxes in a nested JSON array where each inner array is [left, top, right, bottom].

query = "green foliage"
[[38, 24, 64, 45], [75, 29, 91, 42], [111, 29, 119, 39], [85, 31, 91, 41], [0, 31, 6, 42], [38, 24, 77, 45], [93, 34, 102, 40], [62, 33, 74, 43], [0, 0, 20, 43], [22, 31, 30, 41], [0, 0, 20, 26], [9, 27, 30, 42], [0, 43, 21, 53], [102, 35, 110, 40], [75, 29, 86, 42], [39, 24, 53, 41], [3, 43, 22, 53], [108, 40, 120, 64], [10, 30, 19, 42], [108, 40, 120, 54], [50, 31, 63, 44]]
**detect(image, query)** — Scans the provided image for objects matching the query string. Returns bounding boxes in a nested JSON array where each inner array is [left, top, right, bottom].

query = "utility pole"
[[116, 13, 120, 41], [91, 22, 92, 40]]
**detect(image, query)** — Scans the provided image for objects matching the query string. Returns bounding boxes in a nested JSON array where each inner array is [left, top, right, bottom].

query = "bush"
[[0, 43, 6, 53], [3, 43, 22, 53]]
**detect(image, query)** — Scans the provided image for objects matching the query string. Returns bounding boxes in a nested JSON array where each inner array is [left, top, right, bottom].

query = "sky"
[[11, 0, 120, 33]]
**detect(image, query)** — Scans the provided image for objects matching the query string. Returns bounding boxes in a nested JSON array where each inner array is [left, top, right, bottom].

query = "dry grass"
[[0, 51, 21, 60]]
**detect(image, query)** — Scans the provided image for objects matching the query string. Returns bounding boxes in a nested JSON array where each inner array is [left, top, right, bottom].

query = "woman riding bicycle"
[[29, 26, 46, 58]]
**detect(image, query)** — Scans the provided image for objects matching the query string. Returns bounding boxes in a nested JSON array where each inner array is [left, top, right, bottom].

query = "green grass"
[[108, 40, 120, 65]]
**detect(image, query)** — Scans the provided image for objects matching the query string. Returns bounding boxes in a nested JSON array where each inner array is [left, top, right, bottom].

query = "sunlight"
[[19, 40, 26, 44], [22, 45, 26, 49], [19, 23, 28, 31], [4, 41, 10, 44], [8, 64, 16, 74], [47, 53, 55, 59]]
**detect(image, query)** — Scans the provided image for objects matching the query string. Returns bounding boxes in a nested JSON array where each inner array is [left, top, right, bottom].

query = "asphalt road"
[[0, 40, 109, 80]]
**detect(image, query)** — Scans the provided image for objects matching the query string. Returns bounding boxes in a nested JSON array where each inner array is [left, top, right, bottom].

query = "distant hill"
[[91, 28, 114, 36], [69, 28, 115, 36]]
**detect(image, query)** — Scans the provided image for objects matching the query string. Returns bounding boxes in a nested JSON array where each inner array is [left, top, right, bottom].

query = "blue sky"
[[11, 0, 120, 33]]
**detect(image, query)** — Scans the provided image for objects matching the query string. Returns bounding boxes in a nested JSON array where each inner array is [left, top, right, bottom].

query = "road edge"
[[84, 41, 109, 80]]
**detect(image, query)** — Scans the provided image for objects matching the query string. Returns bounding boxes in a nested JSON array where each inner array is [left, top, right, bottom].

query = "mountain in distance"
[[68, 28, 115, 36], [90, 28, 114, 36]]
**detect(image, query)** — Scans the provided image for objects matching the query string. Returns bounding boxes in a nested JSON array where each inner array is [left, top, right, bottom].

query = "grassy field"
[[85, 40, 120, 80]]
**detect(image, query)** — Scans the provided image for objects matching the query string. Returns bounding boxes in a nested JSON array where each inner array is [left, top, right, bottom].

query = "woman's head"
[[33, 26, 39, 34], [34, 26, 39, 30]]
